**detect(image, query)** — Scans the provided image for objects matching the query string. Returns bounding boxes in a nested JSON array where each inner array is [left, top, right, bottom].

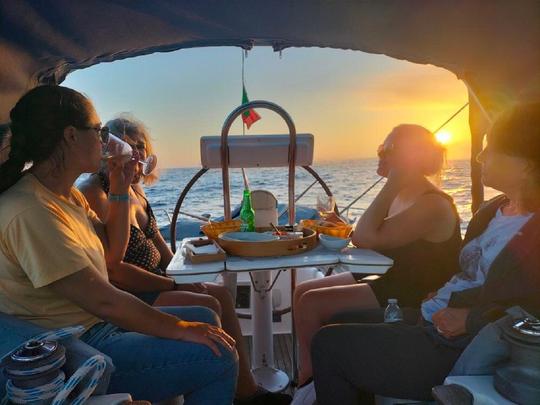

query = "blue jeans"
[[81, 306, 238, 404]]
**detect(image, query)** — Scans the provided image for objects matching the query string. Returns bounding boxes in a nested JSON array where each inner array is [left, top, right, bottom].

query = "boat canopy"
[[1, 0, 539, 122], [1, 0, 539, 208]]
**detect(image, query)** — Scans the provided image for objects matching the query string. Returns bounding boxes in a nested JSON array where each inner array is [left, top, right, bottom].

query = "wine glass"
[[102, 133, 133, 163], [316, 194, 336, 220], [140, 154, 157, 176], [102, 133, 157, 175]]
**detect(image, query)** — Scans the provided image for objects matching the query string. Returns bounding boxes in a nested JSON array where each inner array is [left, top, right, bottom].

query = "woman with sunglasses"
[[79, 114, 292, 405], [293, 124, 461, 389], [0, 86, 238, 404]]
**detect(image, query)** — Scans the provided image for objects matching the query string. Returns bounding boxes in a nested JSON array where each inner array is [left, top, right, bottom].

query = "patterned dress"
[[98, 172, 163, 275]]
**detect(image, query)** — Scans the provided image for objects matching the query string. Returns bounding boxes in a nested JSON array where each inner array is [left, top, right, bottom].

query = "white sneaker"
[[291, 381, 316, 405]]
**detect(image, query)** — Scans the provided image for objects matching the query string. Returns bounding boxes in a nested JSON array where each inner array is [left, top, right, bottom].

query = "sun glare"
[[435, 130, 452, 145]]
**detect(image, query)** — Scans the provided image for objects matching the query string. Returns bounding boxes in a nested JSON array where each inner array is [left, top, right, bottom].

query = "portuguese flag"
[[242, 85, 261, 129]]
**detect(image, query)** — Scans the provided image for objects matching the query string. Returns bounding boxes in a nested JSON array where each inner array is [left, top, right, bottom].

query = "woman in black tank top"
[[293, 124, 461, 387]]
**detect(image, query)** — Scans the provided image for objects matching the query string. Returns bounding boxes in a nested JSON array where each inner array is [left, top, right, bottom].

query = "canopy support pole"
[[468, 92, 487, 213], [464, 81, 494, 213]]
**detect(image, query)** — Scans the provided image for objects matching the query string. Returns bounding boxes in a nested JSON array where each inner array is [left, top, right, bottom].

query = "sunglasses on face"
[[78, 125, 110, 144], [377, 143, 395, 158]]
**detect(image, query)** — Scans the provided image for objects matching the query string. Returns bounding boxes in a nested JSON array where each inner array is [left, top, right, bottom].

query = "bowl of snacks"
[[201, 219, 242, 240], [299, 219, 353, 238], [318, 233, 351, 251]]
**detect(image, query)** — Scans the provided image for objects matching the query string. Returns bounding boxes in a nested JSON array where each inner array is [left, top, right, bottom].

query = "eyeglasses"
[[78, 125, 110, 144], [377, 143, 395, 158]]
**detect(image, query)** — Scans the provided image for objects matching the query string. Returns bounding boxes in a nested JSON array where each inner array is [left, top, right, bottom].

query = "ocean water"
[[145, 159, 498, 234]]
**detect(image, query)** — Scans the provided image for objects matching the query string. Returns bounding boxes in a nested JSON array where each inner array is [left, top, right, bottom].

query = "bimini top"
[[0, 0, 539, 122]]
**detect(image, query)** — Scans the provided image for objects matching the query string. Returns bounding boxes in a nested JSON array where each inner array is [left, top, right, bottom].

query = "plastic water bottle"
[[384, 298, 403, 323]]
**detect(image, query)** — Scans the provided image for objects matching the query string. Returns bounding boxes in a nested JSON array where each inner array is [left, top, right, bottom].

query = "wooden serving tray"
[[217, 228, 317, 257], [185, 238, 227, 264]]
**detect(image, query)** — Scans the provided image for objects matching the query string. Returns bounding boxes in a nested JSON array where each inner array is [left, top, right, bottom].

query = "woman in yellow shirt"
[[0, 85, 237, 404]]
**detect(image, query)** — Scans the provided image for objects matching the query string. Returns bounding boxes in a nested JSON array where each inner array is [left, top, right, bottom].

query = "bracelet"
[[107, 193, 130, 202]]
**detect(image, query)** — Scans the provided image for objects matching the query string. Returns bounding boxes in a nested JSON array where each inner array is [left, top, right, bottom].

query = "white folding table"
[[167, 238, 393, 392]]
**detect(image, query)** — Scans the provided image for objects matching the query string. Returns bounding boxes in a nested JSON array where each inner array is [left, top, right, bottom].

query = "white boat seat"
[[200, 134, 314, 169], [252, 189, 278, 228]]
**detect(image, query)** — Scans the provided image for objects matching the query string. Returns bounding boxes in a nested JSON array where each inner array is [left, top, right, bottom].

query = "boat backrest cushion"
[[200, 134, 314, 168]]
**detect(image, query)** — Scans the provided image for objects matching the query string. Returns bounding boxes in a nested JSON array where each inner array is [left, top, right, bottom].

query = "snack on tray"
[[201, 219, 242, 240], [299, 219, 353, 238]]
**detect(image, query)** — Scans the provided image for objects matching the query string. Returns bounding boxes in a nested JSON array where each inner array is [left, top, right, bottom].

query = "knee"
[[190, 306, 222, 327], [296, 290, 322, 321], [202, 295, 222, 318], [207, 284, 234, 309], [294, 279, 314, 304]]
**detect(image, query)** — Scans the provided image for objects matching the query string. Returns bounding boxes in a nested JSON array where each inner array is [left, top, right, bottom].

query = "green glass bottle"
[[240, 188, 255, 232]]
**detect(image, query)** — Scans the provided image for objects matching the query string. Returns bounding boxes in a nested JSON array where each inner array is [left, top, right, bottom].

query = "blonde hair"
[[105, 113, 158, 185], [392, 124, 446, 181]]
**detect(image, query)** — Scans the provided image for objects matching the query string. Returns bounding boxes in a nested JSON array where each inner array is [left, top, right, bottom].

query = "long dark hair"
[[0, 85, 92, 194], [489, 101, 540, 182]]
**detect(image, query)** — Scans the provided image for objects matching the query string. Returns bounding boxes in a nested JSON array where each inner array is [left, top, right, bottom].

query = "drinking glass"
[[102, 133, 157, 175], [140, 154, 157, 176], [102, 133, 133, 163], [316, 194, 336, 220]]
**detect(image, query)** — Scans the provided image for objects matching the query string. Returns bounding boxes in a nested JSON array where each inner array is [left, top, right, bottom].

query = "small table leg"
[[250, 270, 289, 392]]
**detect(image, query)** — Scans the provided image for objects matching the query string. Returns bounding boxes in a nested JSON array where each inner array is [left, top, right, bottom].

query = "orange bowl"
[[201, 220, 242, 240], [299, 219, 353, 238]]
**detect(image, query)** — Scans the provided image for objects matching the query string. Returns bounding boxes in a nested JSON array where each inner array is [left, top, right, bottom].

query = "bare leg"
[[293, 272, 357, 311], [295, 282, 380, 385], [204, 283, 259, 399]]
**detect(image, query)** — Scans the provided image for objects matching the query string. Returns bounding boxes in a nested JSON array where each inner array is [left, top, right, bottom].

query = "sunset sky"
[[64, 46, 471, 168]]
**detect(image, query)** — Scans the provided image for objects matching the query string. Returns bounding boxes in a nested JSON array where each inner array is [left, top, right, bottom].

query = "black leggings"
[[311, 309, 463, 404]]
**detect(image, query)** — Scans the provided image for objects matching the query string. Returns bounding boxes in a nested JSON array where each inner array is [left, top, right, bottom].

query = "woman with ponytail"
[[0, 85, 238, 404], [292, 124, 462, 389]]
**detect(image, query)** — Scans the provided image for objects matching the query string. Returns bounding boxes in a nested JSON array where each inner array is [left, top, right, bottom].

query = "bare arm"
[[79, 172, 130, 265], [353, 183, 452, 250], [108, 260, 175, 292], [49, 267, 235, 354]]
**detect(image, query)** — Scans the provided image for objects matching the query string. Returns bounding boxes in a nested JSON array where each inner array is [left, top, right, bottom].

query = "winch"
[[0, 326, 106, 405], [494, 317, 540, 405]]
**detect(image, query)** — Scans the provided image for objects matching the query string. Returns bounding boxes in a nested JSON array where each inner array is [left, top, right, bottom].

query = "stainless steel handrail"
[[220, 100, 297, 225]]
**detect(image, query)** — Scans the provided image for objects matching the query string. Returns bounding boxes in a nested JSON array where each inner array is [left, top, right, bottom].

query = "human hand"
[[175, 320, 235, 356], [432, 307, 470, 339], [175, 283, 208, 294], [108, 150, 139, 194]]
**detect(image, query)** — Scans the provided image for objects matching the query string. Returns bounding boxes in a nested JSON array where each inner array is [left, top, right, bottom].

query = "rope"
[[1, 326, 106, 405], [432, 102, 469, 134], [339, 177, 384, 216]]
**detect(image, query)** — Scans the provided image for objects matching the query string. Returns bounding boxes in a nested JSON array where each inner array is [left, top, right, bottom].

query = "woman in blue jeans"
[[0, 85, 238, 403]]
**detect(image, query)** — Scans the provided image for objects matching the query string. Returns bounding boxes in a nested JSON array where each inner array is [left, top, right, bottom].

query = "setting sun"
[[435, 130, 452, 145]]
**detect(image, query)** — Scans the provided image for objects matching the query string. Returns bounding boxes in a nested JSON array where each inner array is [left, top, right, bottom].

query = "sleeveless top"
[[368, 190, 462, 307], [97, 172, 163, 275]]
